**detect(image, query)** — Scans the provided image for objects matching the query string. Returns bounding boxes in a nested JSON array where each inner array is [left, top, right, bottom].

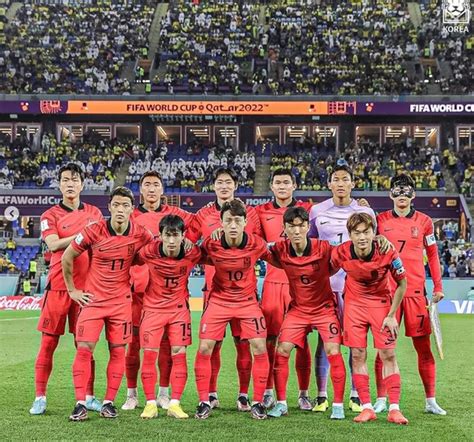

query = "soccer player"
[[255, 169, 313, 410], [30, 163, 103, 415], [187, 168, 261, 411], [62, 187, 153, 421], [309, 163, 376, 413], [265, 207, 347, 420], [374, 174, 446, 415], [135, 215, 205, 420], [331, 212, 408, 425], [194, 200, 269, 420], [122, 171, 194, 411]]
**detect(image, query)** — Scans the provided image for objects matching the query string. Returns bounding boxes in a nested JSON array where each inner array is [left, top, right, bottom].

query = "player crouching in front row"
[[331, 213, 409, 425], [134, 215, 207, 420], [265, 207, 347, 420]]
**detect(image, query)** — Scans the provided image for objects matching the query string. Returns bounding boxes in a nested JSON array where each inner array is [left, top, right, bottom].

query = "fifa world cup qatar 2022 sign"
[[1, 100, 474, 116]]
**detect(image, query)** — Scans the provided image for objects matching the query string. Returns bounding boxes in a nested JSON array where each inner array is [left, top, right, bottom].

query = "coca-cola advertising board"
[[0, 296, 42, 311]]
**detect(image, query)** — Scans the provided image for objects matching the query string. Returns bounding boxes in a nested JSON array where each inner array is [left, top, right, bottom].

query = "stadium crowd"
[[270, 139, 446, 191], [0, 2, 154, 94], [0, 133, 125, 190], [1, 0, 469, 95], [126, 143, 256, 192]]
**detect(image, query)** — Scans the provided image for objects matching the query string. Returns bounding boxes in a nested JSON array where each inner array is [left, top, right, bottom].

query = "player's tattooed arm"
[[382, 277, 407, 338], [61, 245, 93, 306], [375, 235, 394, 254]]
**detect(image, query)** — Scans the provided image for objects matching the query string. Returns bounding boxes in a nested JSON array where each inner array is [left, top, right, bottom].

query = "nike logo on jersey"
[[320, 221, 330, 225], [266, 217, 276, 221], [384, 228, 394, 232], [208, 222, 218, 227]]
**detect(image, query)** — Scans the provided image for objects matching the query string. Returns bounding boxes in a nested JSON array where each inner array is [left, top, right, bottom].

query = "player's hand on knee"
[[375, 235, 394, 254], [432, 291, 444, 303], [68, 289, 93, 306], [382, 315, 399, 338]]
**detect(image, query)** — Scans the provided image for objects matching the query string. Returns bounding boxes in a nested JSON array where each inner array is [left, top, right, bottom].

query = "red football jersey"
[[136, 241, 203, 311], [269, 238, 333, 314], [256, 199, 313, 284], [40, 202, 102, 291], [201, 233, 267, 304], [377, 208, 443, 296], [187, 201, 262, 292], [331, 242, 406, 307], [130, 204, 195, 293], [71, 220, 153, 305]]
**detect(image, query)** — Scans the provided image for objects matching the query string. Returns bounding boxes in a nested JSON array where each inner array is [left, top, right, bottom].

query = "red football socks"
[[125, 334, 140, 389], [328, 353, 346, 403], [295, 341, 311, 392], [158, 336, 172, 388], [265, 340, 276, 389], [141, 349, 158, 401], [104, 346, 126, 402], [352, 373, 371, 405], [194, 351, 212, 402], [273, 352, 290, 401], [86, 357, 95, 396], [384, 373, 401, 405], [236, 340, 252, 394], [252, 352, 269, 403], [374, 352, 386, 397], [209, 344, 221, 393], [170, 353, 188, 401], [72, 347, 92, 401], [413, 335, 436, 397], [34, 334, 59, 396]]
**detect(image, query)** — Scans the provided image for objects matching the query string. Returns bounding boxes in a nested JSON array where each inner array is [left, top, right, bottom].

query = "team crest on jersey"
[[179, 266, 187, 275], [411, 227, 419, 238], [243, 257, 251, 268], [127, 244, 135, 255], [312, 261, 320, 271]]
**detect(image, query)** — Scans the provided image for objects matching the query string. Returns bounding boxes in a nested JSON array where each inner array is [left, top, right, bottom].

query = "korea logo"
[[411, 227, 419, 238], [442, 0, 471, 24]]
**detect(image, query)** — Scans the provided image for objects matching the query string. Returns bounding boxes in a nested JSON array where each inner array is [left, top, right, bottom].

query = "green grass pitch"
[[0, 310, 472, 441]]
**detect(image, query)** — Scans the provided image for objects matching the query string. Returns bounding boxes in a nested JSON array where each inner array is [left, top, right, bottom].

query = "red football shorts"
[[37, 290, 80, 336], [203, 296, 242, 339], [279, 303, 342, 348], [75, 302, 132, 345], [132, 292, 144, 328], [140, 307, 192, 348], [260, 281, 291, 337], [396, 294, 431, 337], [343, 302, 397, 350], [199, 300, 267, 341]]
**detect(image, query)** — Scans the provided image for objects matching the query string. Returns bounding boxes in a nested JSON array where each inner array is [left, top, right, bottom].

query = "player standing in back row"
[[30, 163, 103, 416], [309, 163, 376, 413], [374, 174, 446, 415], [255, 169, 313, 410], [63, 187, 153, 421]]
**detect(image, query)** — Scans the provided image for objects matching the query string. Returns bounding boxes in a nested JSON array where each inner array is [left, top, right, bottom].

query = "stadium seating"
[[269, 139, 445, 191], [2, 245, 40, 274], [1, 1, 470, 94], [0, 134, 127, 190], [0, 2, 154, 94], [125, 144, 256, 193]]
